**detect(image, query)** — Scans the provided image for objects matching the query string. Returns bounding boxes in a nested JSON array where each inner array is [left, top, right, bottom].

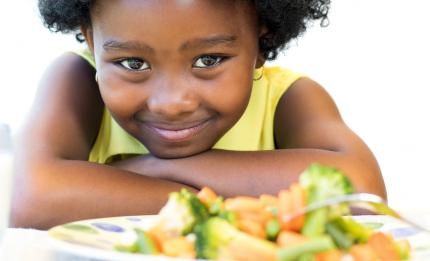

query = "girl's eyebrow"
[[179, 35, 237, 51], [102, 35, 237, 53], [103, 40, 154, 53]]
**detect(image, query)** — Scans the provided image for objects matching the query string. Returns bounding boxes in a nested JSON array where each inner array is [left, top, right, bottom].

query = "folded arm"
[[10, 53, 196, 229], [113, 78, 386, 199]]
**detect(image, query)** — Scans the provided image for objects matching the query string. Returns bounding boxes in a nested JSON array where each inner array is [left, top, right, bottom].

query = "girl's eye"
[[118, 58, 150, 71], [193, 55, 225, 68]]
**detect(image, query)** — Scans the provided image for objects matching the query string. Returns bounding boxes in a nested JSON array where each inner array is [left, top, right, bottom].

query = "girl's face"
[[87, 0, 261, 158]]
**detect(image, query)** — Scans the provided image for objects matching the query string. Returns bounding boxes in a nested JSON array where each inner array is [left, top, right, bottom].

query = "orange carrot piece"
[[259, 194, 279, 208], [220, 234, 278, 261], [225, 196, 264, 212], [197, 187, 218, 206], [146, 224, 167, 251], [288, 183, 306, 231], [368, 232, 400, 260], [278, 189, 293, 230], [276, 231, 309, 247], [316, 249, 343, 261], [236, 209, 273, 225], [349, 244, 379, 261], [237, 219, 266, 239], [161, 236, 196, 258]]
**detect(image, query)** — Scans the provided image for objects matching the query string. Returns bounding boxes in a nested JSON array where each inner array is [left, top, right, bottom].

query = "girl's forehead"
[[91, 0, 258, 49], [92, 0, 256, 33]]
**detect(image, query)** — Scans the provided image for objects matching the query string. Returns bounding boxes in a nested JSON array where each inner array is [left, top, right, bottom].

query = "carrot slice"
[[197, 187, 218, 206], [146, 224, 167, 251], [236, 209, 273, 225], [161, 236, 196, 258], [288, 183, 306, 231], [276, 231, 309, 247], [278, 189, 294, 230], [225, 196, 264, 212], [368, 232, 400, 260], [349, 244, 379, 261], [220, 233, 278, 261], [260, 194, 279, 208], [316, 249, 343, 261], [237, 219, 266, 239]]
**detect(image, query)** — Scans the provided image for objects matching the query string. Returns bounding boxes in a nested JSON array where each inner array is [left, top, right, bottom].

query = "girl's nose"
[[146, 78, 199, 118]]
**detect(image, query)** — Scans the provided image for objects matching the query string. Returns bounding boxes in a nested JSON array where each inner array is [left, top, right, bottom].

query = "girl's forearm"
[[11, 158, 196, 230], [137, 149, 385, 198]]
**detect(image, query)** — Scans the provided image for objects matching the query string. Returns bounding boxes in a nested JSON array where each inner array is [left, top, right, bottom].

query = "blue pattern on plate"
[[389, 227, 420, 238], [126, 217, 142, 222], [91, 222, 125, 233]]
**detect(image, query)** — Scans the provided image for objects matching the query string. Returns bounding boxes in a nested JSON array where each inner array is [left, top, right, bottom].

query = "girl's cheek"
[[207, 72, 253, 117], [99, 75, 144, 119]]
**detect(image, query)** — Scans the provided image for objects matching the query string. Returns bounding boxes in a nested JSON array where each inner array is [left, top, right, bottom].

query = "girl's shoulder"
[[256, 66, 306, 102], [70, 48, 96, 68]]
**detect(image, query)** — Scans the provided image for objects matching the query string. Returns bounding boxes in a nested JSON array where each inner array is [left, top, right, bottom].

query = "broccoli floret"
[[299, 163, 354, 203], [157, 188, 209, 236], [299, 164, 354, 237], [195, 217, 278, 260], [195, 217, 237, 259]]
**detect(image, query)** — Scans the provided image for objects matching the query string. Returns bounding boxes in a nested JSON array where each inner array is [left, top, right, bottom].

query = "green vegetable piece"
[[299, 164, 355, 237], [195, 217, 238, 259], [218, 210, 237, 226], [134, 228, 158, 254], [114, 243, 138, 253], [301, 208, 328, 237], [195, 217, 277, 259], [158, 188, 209, 235], [297, 253, 316, 261], [62, 224, 98, 234], [277, 236, 335, 261], [208, 196, 224, 215], [336, 217, 372, 243], [266, 218, 281, 241], [325, 221, 353, 249], [299, 164, 354, 205], [395, 240, 411, 260]]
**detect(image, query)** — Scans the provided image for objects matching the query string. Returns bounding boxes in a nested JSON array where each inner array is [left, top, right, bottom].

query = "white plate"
[[48, 215, 430, 260], [48, 215, 200, 260]]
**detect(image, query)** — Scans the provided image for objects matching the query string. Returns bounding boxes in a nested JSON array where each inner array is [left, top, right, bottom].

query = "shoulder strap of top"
[[70, 48, 96, 68]]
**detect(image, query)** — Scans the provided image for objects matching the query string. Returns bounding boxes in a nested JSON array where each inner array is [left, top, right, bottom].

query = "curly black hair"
[[38, 0, 330, 60]]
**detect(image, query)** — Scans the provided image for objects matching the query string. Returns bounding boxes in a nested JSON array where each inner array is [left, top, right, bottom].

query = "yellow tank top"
[[71, 49, 304, 164]]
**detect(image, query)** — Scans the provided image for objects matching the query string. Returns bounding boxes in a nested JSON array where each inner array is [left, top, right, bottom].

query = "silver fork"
[[281, 193, 430, 234]]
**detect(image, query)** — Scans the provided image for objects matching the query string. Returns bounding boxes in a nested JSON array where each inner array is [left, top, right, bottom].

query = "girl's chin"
[[145, 143, 212, 159]]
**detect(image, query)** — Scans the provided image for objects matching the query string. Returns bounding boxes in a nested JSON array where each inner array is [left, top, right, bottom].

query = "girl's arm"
[[114, 78, 386, 199], [11, 53, 196, 229]]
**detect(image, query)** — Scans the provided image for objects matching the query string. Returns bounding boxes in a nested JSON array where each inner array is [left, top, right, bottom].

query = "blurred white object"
[[0, 123, 14, 236]]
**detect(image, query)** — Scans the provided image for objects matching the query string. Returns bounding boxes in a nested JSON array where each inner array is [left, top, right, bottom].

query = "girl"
[[11, 0, 386, 229]]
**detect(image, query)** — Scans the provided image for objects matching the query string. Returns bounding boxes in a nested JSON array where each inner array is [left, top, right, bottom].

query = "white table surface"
[[0, 228, 67, 261]]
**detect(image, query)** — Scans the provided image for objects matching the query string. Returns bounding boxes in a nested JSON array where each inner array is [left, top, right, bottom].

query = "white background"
[[1, 0, 429, 211]]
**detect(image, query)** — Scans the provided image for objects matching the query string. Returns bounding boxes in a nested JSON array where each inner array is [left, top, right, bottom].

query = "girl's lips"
[[145, 118, 212, 142]]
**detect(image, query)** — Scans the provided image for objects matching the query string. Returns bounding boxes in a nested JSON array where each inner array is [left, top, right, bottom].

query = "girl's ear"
[[256, 26, 268, 68], [80, 26, 95, 55], [255, 54, 266, 69]]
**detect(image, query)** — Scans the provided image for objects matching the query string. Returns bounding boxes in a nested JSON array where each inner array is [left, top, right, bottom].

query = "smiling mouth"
[[144, 118, 213, 143]]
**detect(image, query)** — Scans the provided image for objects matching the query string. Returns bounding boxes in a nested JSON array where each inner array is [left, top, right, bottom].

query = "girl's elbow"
[[9, 190, 54, 230]]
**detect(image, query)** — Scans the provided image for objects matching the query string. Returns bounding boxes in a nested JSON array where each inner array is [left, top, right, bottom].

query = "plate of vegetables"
[[48, 164, 430, 260]]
